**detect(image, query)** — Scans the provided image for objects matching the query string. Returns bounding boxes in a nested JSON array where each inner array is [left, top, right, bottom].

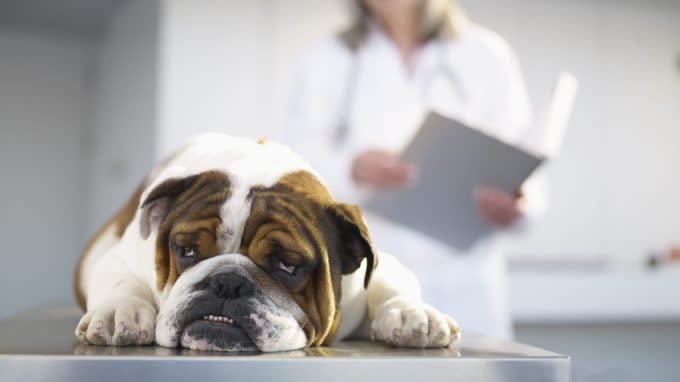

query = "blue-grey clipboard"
[[364, 112, 545, 251]]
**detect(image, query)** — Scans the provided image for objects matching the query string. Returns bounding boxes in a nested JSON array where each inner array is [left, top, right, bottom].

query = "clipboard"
[[364, 112, 545, 251]]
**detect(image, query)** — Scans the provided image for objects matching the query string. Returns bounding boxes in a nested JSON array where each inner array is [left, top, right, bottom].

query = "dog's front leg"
[[75, 254, 157, 346], [366, 252, 461, 348]]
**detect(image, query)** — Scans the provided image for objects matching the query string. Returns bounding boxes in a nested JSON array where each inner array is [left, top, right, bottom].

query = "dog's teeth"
[[202, 314, 234, 323]]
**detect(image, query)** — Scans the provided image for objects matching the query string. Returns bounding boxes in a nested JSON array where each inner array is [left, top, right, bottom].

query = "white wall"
[[260, 0, 348, 141], [462, 0, 680, 259], [0, 0, 161, 318], [0, 28, 91, 316], [156, 0, 348, 157], [85, 0, 160, 231], [158, 0, 260, 157]]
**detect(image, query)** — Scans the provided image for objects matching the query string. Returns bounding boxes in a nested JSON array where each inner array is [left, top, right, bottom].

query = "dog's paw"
[[75, 297, 156, 346], [370, 297, 461, 348]]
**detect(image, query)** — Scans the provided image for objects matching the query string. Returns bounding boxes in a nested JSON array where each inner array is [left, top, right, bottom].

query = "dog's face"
[[137, 141, 375, 352]]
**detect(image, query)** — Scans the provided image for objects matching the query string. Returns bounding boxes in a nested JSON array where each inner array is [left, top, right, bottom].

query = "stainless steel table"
[[0, 306, 570, 382]]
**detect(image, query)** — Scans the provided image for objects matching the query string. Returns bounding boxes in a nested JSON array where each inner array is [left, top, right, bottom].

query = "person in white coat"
[[282, 0, 546, 339]]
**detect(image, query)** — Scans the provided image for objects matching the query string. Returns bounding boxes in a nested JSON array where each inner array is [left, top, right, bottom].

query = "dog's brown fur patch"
[[241, 171, 376, 346], [148, 171, 232, 290]]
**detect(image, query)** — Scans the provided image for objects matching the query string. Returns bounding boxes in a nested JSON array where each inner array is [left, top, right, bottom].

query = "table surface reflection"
[[0, 306, 570, 382]]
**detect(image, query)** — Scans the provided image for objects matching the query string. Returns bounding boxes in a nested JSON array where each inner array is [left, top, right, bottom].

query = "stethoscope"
[[334, 43, 469, 146]]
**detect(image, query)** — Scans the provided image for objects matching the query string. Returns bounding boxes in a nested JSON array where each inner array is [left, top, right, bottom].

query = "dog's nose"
[[207, 273, 255, 300]]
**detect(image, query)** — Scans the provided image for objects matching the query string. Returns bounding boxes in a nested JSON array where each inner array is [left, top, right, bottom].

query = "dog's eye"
[[276, 260, 296, 275], [176, 246, 196, 258]]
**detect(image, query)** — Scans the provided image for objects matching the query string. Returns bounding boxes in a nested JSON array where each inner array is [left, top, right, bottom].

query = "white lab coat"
[[282, 22, 544, 339]]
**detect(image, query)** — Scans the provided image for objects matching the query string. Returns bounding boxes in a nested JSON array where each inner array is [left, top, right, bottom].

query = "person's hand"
[[351, 150, 416, 189], [474, 186, 522, 228]]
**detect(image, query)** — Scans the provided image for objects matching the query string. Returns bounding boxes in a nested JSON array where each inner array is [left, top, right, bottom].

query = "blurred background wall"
[[0, 0, 678, 380], [0, 0, 159, 315], [0, 26, 89, 316], [85, 0, 159, 230]]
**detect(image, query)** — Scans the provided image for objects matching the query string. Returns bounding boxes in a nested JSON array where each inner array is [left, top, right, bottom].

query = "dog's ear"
[[327, 203, 378, 288], [139, 175, 198, 239]]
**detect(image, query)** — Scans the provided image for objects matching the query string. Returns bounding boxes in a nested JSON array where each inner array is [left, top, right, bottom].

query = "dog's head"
[[135, 136, 376, 352]]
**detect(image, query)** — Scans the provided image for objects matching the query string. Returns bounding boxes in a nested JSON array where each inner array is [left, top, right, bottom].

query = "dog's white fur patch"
[[246, 308, 307, 352], [79, 224, 118, 299]]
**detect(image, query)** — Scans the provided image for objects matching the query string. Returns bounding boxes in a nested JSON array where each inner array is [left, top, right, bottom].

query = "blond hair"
[[339, 0, 468, 51]]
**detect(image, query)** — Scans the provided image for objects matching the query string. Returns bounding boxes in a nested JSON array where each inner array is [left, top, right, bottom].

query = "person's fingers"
[[494, 207, 520, 227], [475, 188, 521, 227], [480, 207, 515, 227], [476, 187, 516, 209], [354, 150, 428, 190], [491, 197, 516, 213], [477, 187, 515, 203], [374, 162, 415, 188], [351, 150, 413, 188], [495, 209, 519, 227], [487, 200, 518, 223]]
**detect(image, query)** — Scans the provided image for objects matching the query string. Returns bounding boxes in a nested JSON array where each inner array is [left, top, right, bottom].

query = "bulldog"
[[74, 134, 461, 352]]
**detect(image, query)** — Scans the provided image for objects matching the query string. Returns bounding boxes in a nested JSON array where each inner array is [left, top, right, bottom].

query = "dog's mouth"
[[201, 314, 235, 325], [180, 311, 258, 352], [160, 283, 309, 353]]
